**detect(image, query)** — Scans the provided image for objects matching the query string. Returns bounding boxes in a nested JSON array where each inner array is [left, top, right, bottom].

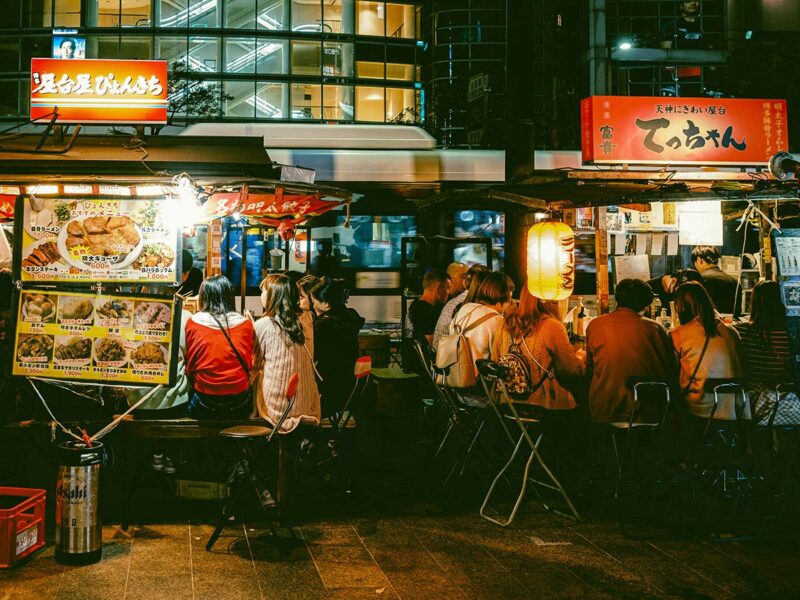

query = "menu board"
[[12, 289, 180, 386], [13, 195, 181, 284]]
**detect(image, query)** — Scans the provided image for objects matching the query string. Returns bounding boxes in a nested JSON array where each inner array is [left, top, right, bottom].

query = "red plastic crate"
[[0, 487, 46, 568]]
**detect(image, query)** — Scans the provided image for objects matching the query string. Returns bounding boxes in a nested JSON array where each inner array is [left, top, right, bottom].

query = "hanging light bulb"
[[526, 221, 575, 301]]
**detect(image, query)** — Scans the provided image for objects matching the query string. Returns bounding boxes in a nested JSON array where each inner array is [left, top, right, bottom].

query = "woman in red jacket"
[[185, 275, 255, 419]]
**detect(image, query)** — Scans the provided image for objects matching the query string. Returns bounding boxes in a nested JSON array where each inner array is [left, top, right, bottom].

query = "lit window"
[[225, 37, 256, 73], [454, 211, 505, 271], [323, 85, 354, 120], [291, 0, 322, 32], [356, 1, 384, 36], [291, 41, 320, 76], [386, 62, 414, 81], [189, 36, 219, 71], [324, 0, 354, 34], [159, 0, 218, 28], [256, 82, 286, 118], [355, 86, 384, 122], [356, 61, 384, 79], [386, 3, 414, 38], [386, 87, 415, 122], [224, 80, 255, 118], [323, 42, 353, 77], [256, 39, 286, 74], [291, 83, 321, 119]]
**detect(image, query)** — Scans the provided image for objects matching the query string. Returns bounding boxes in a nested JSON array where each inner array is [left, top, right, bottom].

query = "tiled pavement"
[[2, 504, 799, 599]]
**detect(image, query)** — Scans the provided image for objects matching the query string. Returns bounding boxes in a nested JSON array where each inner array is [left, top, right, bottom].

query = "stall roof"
[[0, 133, 279, 179]]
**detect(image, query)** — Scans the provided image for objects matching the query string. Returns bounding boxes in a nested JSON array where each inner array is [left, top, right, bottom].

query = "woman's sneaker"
[[164, 456, 177, 475], [152, 453, 164, 471]]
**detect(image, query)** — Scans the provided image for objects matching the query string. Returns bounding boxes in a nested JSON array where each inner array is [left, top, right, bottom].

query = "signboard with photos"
[[12, 289, 180, 386], [13, 195, 181, 285]]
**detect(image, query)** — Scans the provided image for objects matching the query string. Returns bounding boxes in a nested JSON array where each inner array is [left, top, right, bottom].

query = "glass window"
[[291, 41, 320, 76], [386, 2, 414, 38], [223, 225, 265, 293], [224, 80, 256, 118], [356, 1, 384, 36], [119, 37, 152, 59], [323, 85, 353, 120], [88, 36, 121, 59], [0, 80, 20, 117], [189, 36, 219, 71], [54, 0, 80, 27], [454, 210, 504, 271], [94, 0, 152, 27], [225, 0, 255, 29], [21, 37, 50, 66], [23, 0, 47, 27], [311, 215, 417, 270], [0, 2, 21, 28], [355, 86, 384, 122], [356, 61, 383, 79], [0, 40, 20, 73], [291, 0, 321, 32], [291, 83, 320, 119], [324, 0, 354, 34], [256, 39, 286, 74], [323, 42, 353, 77], [186, 79, 221, 116], [386, 87, 414, 122], [256, 82, 286, 118], [386, 62, 413, 80], [257, 0, 286, 30], [155, 36, 187, 64], [159, 0, 218, 28], [225, 37, 256, 73]]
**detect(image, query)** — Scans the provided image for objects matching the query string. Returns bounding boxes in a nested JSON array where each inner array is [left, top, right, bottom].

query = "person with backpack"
[[185, 275, 255, 419], [491, 286, 586, 410]]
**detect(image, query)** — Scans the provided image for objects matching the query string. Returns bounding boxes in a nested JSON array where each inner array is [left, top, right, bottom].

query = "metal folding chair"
[[608, 378, 672, 502], [477, 360, 580, 526], [206, 374, 299, 551], [413, 340, 462, 459]]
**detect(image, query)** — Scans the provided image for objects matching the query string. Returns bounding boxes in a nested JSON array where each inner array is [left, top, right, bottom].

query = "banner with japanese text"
[[12, 289, 180, 386], [581, 96, 788, 166], [13, 196, 181, 285], [30, 58, 168, 124]]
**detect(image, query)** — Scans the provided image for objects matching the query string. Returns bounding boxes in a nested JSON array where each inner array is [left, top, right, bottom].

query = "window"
[[155, 36, 187, 64], [0, 40, 20, 73], [291, 83, 320, 119], [222, 225, 265, 293], [454, 211, 505, 271], [256, 82, 286, 118], [323, 85, 353, 120], [257, 0, 286, 30], [355, 86, 384, 122], [119, 36, 152, 59], [224, 80, 256, 117], [93, 0, 152, 27], [386, 62, 413, 81], [386, 2, 414, 38], [291, 41, 320, 76], [0, 2, 21, 28], [256, 39, 286, 74], [323, 42, 353, 77], [356, 61, 383, 79], [386, 87, 414, 122], [54, 0, 80, 27], [225, 37, 256, 73], [21, 37, 50, 66], [310, 215, 417, 270], [356, 1, 383, 36], [189, 36, 219, 71], [159, 0, 218, 28], [324, 0, 354, 34], [291, 0, 321, 32], [0, 80, 20, 117], [225, 0, 255, 29], [88, 36, 121, 59]]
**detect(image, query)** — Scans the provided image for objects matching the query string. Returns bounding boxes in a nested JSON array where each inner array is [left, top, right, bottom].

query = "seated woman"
[[253, 274, 320, 433], [185, 275, 254, 419], [492, 286, 585, 410], [670, 282, 746, 420], [310, 277, 365, 418], [734, 280, 799, 425]]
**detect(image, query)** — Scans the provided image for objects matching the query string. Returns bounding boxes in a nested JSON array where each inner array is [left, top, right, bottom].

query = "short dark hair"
[[311, 276, 349, 308], [181, 249, 194, 272], [199, 275, 236, 316], [691, 245, 721, 266], [675, 268, 703, 285], [422, 269, 448, 290], [60, 38, 75, 48], [615, 279, 654, 313]]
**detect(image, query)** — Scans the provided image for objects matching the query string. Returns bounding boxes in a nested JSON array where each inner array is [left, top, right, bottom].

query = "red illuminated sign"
[[30, 58, 168, 125], [581, 96, 788, 166]]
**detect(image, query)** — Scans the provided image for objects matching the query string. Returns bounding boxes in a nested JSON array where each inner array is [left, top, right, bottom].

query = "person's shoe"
[[164, 456, 176, 475], [152, 453, 164, 471], [259, 488, 277, 509]]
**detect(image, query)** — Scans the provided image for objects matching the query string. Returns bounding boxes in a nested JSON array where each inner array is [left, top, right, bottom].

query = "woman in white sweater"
[[253, 274, 320, 433]]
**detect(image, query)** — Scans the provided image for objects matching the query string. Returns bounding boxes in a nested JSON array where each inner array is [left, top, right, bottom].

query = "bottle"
[[660, 308, 671, 331], [650, 296, 662, 320], [575, 297, 586, 337]]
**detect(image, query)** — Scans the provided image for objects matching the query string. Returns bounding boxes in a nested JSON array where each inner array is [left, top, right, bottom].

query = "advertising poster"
[[14, 195, 181, 285], [774, 235, 800, 277], [12, 289, 180, 386]]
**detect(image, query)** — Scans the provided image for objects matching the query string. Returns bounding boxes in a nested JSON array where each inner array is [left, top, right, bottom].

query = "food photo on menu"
[[12, 289, 179, 385], [16, 196, 180, 284]]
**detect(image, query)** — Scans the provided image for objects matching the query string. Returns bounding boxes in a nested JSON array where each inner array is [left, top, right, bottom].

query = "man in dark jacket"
[[647, 268, 703, 310], [691, 245, 739, 314]]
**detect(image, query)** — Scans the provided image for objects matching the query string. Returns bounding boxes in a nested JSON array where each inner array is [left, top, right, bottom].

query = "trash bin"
[[55, 441, 103, 565]]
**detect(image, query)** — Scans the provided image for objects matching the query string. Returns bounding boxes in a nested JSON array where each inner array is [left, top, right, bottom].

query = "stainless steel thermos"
[[55, 441, 103, 565]]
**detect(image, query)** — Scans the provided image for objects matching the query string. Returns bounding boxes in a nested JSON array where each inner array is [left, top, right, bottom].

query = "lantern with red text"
[[526, 221, 575, 301]]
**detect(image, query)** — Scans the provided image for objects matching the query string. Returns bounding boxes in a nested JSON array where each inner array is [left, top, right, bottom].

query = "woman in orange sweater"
[[185, 275, 255, 419]]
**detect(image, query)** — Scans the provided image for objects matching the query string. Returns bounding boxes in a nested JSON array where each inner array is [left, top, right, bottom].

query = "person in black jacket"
[[691, 246, 739, 314], [647, 268, 703, 310], [310, 277, 365, 417]]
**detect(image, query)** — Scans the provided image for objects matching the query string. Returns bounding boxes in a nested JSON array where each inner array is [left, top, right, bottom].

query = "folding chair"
[[413, 340, 462, 459], [608, 378, 672, 503], [477, 360, 580, 526], [206, 374, 299, 551]]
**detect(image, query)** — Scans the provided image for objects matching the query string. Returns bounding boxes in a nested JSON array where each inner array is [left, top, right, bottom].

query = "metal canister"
[[55, 441, 103, 565]]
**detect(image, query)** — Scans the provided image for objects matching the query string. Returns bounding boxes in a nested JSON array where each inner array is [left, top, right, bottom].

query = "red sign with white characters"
[[581, 96, 788, 166], [30, 58, 168, 124]]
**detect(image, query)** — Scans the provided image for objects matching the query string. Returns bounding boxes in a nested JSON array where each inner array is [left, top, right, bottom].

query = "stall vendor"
[[647, 268, 703, 309], [690, 245, 739, 314]]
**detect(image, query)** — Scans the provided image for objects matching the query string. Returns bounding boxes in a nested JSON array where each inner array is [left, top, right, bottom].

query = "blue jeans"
[[188, 390, 252, 420]]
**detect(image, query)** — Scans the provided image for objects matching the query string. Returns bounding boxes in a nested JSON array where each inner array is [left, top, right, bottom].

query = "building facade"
[[0, 0, 423, 125]]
